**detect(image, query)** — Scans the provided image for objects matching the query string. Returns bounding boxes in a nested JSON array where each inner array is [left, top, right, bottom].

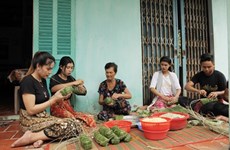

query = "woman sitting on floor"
[[49, 56, 96, 127], [147, 56, 181, 110], [97, 62, 132, 121], [11, 52, 83, 148]]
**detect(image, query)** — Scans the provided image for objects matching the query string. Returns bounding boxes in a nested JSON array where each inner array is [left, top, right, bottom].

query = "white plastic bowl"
[[123, 115, 140, 127]]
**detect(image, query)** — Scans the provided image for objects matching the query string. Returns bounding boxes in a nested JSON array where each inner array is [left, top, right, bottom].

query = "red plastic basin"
[[104, 120, 132, 133], [142, 129, 169, 140], [139, 117, 171, 131], [151, 112, 189, 130]]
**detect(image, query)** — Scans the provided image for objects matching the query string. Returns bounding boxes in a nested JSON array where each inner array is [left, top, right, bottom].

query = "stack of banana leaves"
[[158, 104, 190, 113]]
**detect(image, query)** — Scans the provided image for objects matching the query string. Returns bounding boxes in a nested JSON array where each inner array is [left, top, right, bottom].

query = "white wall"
[[73, 0, 143, 114], [212, 0, 228, 79], [228, 0, 230, 80], [227, 0, 230, 139]]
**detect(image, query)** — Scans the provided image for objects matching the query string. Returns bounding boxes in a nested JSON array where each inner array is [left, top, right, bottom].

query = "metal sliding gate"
[[184, 0, 210, 98], [141, 0, 211, 105]]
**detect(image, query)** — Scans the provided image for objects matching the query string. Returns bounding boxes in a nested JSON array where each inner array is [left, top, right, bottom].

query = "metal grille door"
[[184, 0, 210, 99], [141, 0, 210, 104], [140, 0, 178, 105]]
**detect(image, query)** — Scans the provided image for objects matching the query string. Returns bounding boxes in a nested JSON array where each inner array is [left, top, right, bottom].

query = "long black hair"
[[56, 56, 75, 74], [26, 51, 55, 76], [160, 56, 172, 71]]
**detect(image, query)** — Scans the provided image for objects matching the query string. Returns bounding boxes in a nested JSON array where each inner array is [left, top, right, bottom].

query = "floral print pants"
[[19, 109, 83, 140]]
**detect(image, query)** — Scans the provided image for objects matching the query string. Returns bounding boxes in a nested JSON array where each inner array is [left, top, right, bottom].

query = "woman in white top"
[[149, 56, 181, 109]]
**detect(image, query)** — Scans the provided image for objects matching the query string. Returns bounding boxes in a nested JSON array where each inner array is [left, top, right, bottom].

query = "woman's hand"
[[111, 93, 120, 100], [169, 96, 179, 104], [161, 96, 177, 105], [73, 79, 84, 86], [52, 88, 71, 103], [106, 100, 115, 106], [160, 96, 171, 102]]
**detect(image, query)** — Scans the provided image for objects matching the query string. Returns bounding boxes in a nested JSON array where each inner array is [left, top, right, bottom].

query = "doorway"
[[140, 0, 211, 105], [0, 0, 32, 115]]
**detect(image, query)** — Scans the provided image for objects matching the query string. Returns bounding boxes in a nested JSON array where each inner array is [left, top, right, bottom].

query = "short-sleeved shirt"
[[191, 70, 226, 98], [19, 75, 50, 110], [49, 74, 75, 95], [98, 79, 127, 99]]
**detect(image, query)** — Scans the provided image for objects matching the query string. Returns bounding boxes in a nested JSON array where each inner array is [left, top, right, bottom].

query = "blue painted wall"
[[72, 0, 143, 114], [32, 0, 229, 115]]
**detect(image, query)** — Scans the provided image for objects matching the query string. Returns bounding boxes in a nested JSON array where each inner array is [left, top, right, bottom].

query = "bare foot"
[[216, 115, 229, 122], [11, 131, 32, 148], [33, 140, 43, 148]]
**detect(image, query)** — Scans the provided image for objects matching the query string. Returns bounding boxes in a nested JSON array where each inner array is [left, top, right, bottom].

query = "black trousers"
[[178, 96, 229, 117], [212, 101, 228, 117]]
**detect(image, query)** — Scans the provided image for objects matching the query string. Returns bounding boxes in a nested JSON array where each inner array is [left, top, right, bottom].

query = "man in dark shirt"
[[179, 53, 227, 117]]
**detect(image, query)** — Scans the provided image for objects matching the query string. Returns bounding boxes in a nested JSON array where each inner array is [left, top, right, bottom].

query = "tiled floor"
[[0, 103, 229, 150], [0, 118, 229, 150], [0, 120, 24, 150], [0, 101, 24, 150]]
